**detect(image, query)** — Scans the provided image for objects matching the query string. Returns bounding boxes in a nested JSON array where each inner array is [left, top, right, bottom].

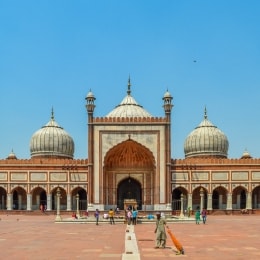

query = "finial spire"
[[204, 106, 207, 119], [127, 75, 131, 95], [51, 107, 54, 120]]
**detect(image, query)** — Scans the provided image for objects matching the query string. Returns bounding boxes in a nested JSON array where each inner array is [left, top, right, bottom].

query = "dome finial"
[[7, 148, 17, 160], [204, 106, 207, 119], [241, 148, 252, 159], [51, 107, 54, 120], [127, 75, 131, 95]]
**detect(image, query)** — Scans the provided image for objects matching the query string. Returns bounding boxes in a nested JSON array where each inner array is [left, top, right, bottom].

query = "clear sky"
[[0, 0, 260, 160]]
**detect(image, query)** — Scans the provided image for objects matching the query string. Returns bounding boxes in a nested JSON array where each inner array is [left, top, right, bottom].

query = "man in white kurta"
[[154, 212, 167, 248]]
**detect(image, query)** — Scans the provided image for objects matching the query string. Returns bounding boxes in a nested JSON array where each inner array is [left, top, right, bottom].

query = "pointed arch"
[[232, 186, 247, 209], [31, 187, 47, 210], [104, 138, 155, 170], [212, 186, 228, 209], [172, 187, 188, 212], [103, 138, 156, 210], [71, 187, 88, 210]]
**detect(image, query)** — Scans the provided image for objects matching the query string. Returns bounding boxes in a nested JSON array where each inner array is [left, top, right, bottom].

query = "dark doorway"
[[72, 188, 88, 210], [212, 190, 219, 209], [241, 190, 246, 209], [172, 188, 187, 211], [13, 190, 18, 210], [0, 187, 7, 210], [117, 177, 142, 210], [40, 190, 47, 207]]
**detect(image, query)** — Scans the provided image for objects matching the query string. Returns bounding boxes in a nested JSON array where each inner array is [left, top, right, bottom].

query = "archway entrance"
[[32, 187, 47, 210], [212, 186, 228, 210], [232, 186, 247, 209], [103, 138, 155, 210], [12, 187, 27, 210], [117, 177, 142, 210], [192, 187, 208, 210], [71, 188, 88, 210], [172, 187, 188, 211]]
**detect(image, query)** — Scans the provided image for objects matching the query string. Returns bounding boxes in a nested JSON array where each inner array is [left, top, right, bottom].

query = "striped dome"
[[184, 109, 229, 158], [30, 110, 74, 158], [106, 78, 152, 118]]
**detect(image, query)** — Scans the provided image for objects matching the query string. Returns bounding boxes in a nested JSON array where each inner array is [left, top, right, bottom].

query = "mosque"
[[0, 79, 259, 214]]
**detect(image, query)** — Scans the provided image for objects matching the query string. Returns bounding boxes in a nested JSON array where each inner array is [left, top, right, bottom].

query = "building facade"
[[0, 79, 260, 213]]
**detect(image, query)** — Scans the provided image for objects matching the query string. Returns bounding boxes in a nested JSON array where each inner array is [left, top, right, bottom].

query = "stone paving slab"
[[135, 215, 260, 260], [0, 213, 259, 259]]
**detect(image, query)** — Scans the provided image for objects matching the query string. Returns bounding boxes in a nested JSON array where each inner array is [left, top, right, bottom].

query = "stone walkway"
[[0, 213, 259, 259]]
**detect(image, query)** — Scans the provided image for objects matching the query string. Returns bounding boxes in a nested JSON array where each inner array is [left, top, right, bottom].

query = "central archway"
[[103, 138, 155, 210]]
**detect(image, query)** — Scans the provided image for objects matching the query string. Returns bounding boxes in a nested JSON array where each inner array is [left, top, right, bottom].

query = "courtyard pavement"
[[0, 213, 259, 259]]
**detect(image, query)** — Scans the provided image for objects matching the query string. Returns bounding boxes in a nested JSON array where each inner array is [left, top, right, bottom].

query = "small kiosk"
[[124, 199, 138, 210]]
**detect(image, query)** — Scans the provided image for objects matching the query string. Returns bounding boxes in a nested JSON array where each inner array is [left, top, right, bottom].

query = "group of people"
[[125, 207, 138, 225], [195, 207, 207, 224], [94, 208, 117, 225], [93, 207, 139, 226], [91, 207, 206, 253]]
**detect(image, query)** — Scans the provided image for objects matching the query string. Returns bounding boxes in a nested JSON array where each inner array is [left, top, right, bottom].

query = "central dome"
[[30, 110, 74, 159], [106, 78, 152, 118], [184, 109, 229, 158]]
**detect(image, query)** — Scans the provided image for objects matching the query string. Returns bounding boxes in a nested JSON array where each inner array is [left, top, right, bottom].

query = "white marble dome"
[[106, 79, 152, 118], [184, 109, 229, 158], [30, 110, 74, 158], [6, 149, 17, 160]]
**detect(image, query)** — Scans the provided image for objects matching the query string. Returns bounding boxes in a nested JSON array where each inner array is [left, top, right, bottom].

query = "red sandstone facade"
[[0, 82, 259, 214]]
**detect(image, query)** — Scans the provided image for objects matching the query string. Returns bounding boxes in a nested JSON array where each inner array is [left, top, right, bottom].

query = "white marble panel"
[[0, 172, 7, 180], [70, 173, 87, 181], [232, 172, 248, 180], [252, 172, 260, 180], [50, 172, 67, 181], [11, 173, 27, 181], [30, 172, 47, 181], [192, 172, 208, 181], [172, 172, 189, 181], [212, 172, 228, 181]]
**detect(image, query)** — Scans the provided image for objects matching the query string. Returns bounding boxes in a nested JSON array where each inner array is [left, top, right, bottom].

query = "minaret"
[[127, 76, 131, 96], [85, 89, 96, 114], [85, 89, 96, 209], [162, 89, 174, 209], [163, 89, 173, 118]]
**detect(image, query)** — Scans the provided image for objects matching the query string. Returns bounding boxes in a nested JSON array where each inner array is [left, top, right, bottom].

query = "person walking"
[[40, 204, 44, 213], [195, 206, 201, 224], [154, 212, 167, 248], [108, 208, 115, 224], [132, 208, 138, 225], [94, 209, 100, 225], [127, 209, 132, 225], [201, 208, 207, 224]]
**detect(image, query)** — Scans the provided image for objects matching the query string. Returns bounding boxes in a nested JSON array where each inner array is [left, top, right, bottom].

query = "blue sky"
[[0, 0, 260, 159]]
